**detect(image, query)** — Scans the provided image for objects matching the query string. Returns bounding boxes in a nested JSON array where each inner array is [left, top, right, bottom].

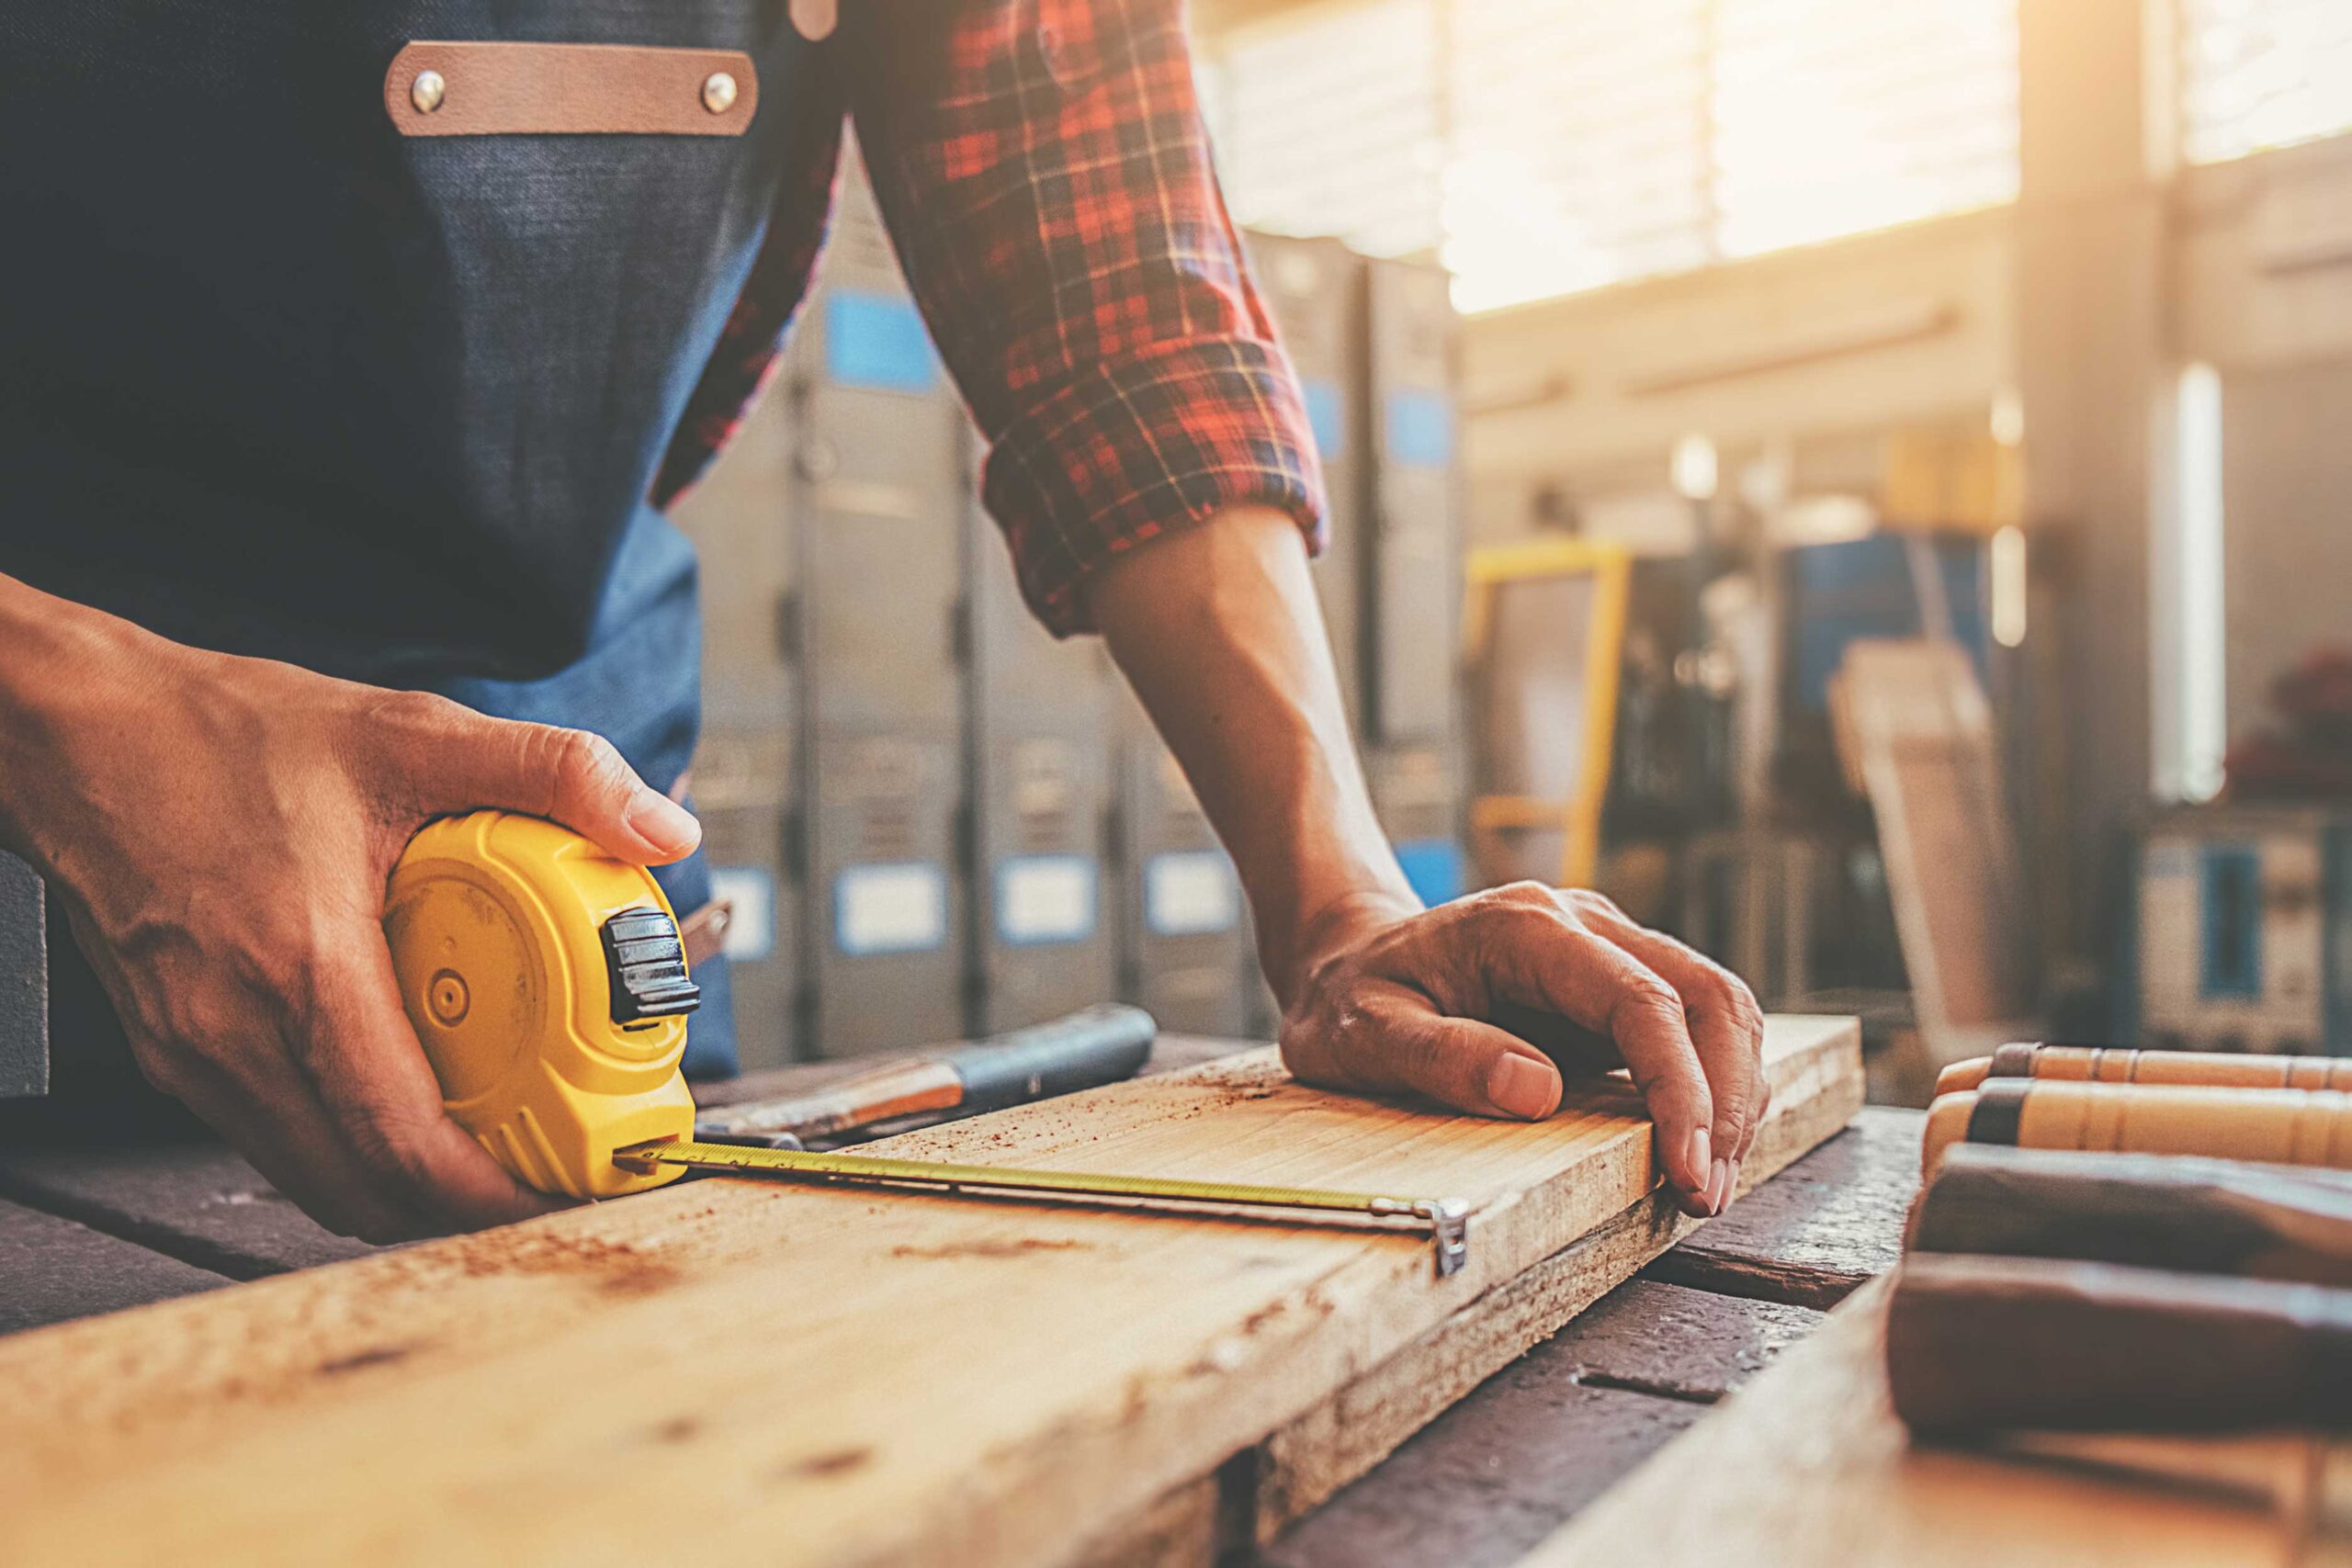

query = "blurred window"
[[1202, 0, 2018, 312], [1204, 0, 1448, 261], [2178, 0, 2352, 164]]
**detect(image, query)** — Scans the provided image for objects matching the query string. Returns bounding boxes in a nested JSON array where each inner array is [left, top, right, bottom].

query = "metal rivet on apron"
[[701, 72, 738, 114], [410, 69, 446, 114]]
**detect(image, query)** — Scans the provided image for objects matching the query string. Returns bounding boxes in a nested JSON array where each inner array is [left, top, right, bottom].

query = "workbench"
[[0, 1033, 1914, 1565]]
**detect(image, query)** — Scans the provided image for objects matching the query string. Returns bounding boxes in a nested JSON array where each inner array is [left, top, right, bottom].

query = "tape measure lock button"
[[600, 908, 700, 1025]]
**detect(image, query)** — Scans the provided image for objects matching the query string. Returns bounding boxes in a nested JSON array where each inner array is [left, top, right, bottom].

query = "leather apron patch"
[[383, 40, 758, 137]]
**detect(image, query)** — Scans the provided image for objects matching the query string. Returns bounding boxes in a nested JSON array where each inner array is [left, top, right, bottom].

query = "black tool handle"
[[1887, 1253, 2352, 1433], [944, 1004, 1157, 1114], [1911, 1143, 2352, 1286]]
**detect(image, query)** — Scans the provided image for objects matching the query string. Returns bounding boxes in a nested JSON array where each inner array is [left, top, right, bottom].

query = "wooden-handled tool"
[[1938, 1043, 2352, 1098], [695, 1005, 1157, 1147], [1922, 1078, 2352, 1178], [1886, 1252, 2352, 1433], [1909, 1143, 2352, 1286]]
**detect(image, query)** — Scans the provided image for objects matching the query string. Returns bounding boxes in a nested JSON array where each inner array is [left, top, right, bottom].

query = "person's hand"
[[3, 605, 700, 1241], [1277, 883, 1767, 1217]]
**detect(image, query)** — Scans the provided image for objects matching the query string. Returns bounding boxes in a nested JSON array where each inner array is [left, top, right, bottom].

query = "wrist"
[[0, 579, 183, 868], [1258, 878, 1420, 1012]]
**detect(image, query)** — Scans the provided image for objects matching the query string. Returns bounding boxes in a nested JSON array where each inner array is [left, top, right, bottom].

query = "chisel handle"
[[1938, 1043, 2352, 1098], [1923, 1080, 2352, 1179], [699, 1005, 1156, 1141], [1887, 1253, 2352, 1433], [938, 1004, 1158, 1113], [1910, 1143, 2352, 1286]]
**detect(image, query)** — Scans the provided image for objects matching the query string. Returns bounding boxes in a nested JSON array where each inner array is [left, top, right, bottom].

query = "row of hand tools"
[[1890, 1043, 2352, 1549]]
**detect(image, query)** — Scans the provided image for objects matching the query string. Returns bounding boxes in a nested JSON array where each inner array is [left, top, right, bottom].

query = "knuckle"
[[1615, 971, 1683, 1020], [1486, 881, 1556, 912], [1564, 887, 1623, 921], [548, 727, 631, 799], [345, 1109, 439, 1198]]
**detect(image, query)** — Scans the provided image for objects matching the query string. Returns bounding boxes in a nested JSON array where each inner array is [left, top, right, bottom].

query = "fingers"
[[135, 1034, 423, 1243], [1476, 911, 1715, 1204], [1286, 984, 1566, 1121], [1564, 900, 1767, 1213], [380, 693, 698, 865], [294, 935, 561, 1233]]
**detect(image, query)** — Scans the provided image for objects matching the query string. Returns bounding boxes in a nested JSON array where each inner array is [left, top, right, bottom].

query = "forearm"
[[1085, 507, 1417, 1003]]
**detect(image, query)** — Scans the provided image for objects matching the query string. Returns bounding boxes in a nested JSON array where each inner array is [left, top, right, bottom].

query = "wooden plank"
[[1520, 1279, 2288, 1568], [0, 1038, 1248, 1299], [0, 1138, 379, 1280], [1273, 1382, 1702, 1568], [1535, 1277, 1825, 1402], [1830, 639, 2035, 1059], [0, 1017, 1858, 1568], [1245, 1042, 1860, 1542], [1265, 1283, 1821, 1568], [1643, 1104, 1920, 1309], [0, 1196, 225, 1336]]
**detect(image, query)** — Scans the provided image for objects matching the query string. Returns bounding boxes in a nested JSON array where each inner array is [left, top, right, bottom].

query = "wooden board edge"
[[1252, 1045, 1863, 1541], [1070, 1019, 1865, 1566], [1514, 1273, 2290, 1568]]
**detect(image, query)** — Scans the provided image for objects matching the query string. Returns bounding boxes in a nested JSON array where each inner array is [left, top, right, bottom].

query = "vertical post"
[[2013, 0, 2173, 966]]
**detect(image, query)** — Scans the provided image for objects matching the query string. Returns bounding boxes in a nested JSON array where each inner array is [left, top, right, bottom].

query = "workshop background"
[[659, 0, 2351, 1099]]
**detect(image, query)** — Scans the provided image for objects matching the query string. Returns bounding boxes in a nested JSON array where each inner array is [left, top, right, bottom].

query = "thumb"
[[1306, 991, 1565, 1122], [401, 703, 700, 865]]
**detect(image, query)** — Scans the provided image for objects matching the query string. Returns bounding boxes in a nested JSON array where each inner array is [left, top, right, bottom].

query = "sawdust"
[[437, 1227, 684, 1299]]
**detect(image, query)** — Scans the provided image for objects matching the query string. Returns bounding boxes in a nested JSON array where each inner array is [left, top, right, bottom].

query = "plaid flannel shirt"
[[652, 0, 1328, 637]]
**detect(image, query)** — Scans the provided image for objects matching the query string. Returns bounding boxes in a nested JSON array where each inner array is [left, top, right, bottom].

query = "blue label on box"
[[1303, 378, 1346, 460], [825, 288, 937, 393], [1395, 837, 1466, 908], [1385, 389, 1453, 468]]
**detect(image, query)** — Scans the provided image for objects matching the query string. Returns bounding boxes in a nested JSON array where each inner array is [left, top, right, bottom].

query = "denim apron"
[[0, 5, 818, 1095]]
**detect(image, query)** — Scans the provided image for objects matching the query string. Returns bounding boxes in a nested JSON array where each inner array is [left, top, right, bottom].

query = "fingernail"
[[1686, 1126, 1711, 1195], [1726, 1158, 1743, 1208], [628, 790, 701, 855], [1709, 1157, 1732, 1215], [1486, 1055, 1560, 1120]]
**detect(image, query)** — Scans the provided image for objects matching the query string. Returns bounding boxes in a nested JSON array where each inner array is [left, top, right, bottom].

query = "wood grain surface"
[[0, 1018, 1859, 1568], [1522, 1278, 2291, 1568]]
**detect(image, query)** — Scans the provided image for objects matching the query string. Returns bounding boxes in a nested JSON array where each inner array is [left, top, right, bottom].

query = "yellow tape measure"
[[616, 1140, 1471, 1273], [385, 811, 1472, 1273]]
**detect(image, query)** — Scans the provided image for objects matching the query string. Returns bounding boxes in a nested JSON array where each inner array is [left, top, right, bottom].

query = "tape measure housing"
[[385, 811, 696, 1198]]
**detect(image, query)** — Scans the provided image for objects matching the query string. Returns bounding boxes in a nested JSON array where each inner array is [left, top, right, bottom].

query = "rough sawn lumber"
[[0, 1017, 1859, 1568]]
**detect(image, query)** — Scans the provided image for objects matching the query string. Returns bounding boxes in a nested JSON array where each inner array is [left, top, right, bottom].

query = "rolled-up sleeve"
[[840, 0, 1326, 636]]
